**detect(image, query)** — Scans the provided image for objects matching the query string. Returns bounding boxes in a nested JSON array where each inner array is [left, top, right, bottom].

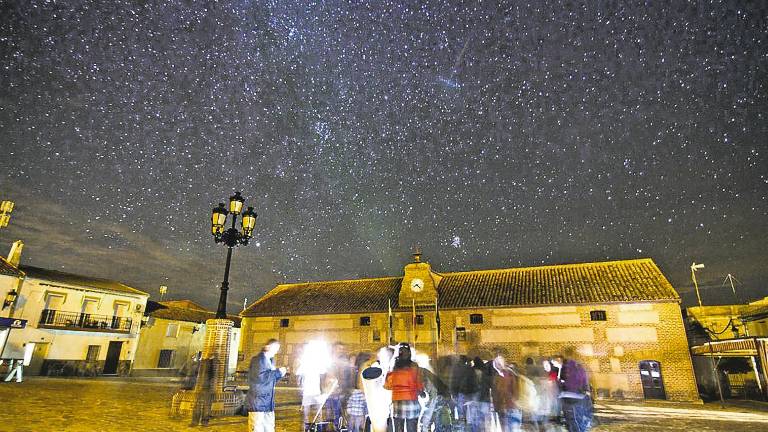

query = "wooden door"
[[639, 360, 666, 399], [103, 341, 123, 375], [26, 343, 49, 376]]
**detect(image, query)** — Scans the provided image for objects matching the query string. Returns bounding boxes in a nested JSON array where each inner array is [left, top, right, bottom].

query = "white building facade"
[[0, 249, 148, 376]]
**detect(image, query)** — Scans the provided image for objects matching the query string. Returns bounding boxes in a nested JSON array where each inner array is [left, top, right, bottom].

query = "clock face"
[[410, 278, 424, 292]]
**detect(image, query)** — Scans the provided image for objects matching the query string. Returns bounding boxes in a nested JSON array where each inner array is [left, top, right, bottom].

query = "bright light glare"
[[297, 340, 332, 376]]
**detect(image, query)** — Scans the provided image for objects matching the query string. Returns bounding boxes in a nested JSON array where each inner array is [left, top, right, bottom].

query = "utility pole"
[[691, 262, 724, 406]]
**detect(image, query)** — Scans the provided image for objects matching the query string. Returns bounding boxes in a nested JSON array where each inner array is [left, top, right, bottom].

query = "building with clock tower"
[[240, 252, 700, 402]]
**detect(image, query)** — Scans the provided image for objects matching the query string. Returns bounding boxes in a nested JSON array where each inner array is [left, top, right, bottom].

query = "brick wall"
[[239, 301, 699, 401]]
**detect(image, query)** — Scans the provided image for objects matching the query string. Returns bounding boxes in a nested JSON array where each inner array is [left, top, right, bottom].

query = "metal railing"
[[38, 309, 132, 332]]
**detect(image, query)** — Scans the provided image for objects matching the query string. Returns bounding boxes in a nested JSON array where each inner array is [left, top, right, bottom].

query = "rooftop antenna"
[[690, 263, 705, 308], [723, 274, 741, 303], [159, 285, 168, 301]]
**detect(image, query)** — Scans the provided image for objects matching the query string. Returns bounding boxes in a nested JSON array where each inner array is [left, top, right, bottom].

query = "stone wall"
[[239, 301, 699, 401]]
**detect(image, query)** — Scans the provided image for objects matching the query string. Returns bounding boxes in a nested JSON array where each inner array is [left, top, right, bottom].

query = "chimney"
[[7, 240, 23, 267]]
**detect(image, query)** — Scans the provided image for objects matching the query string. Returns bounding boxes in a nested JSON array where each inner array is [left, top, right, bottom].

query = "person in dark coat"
[[247, 339, 287, 432]]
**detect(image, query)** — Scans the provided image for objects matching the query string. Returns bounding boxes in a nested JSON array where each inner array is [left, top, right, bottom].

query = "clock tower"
[[398, 249, 441, 307]]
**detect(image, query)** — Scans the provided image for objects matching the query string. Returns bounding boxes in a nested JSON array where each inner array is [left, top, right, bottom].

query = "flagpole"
[[434, 300, 440, 358], [412, 298, 416, 348], [388, 299, 393, 345]]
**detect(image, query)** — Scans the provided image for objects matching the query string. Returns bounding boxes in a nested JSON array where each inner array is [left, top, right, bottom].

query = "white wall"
[[2, 276, 148, 362]]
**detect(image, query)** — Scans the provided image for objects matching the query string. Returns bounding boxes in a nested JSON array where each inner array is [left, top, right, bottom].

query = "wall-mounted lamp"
[[3, 290, 18, 309], [192, 325, 201, 334]]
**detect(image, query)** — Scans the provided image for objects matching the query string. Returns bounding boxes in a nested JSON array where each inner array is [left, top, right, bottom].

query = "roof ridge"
[[440, 258, 655, 276], [275, 275, 403, 288]]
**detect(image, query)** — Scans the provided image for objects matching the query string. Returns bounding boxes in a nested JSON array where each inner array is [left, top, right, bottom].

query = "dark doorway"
[[103, 341, 123, 375], [639, 360, 666, 399]]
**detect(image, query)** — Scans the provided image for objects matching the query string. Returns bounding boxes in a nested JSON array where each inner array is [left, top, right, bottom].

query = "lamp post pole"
[[216, 242, 234, 319], [210, 192, 257, 319]]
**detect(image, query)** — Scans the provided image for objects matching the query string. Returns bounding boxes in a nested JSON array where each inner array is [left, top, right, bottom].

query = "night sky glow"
[[1, 1, 766, 309]]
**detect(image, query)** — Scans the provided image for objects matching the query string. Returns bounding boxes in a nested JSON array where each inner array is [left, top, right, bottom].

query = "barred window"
[[157, 349, 175, 368], [456, 327, 467, 341], [86, 345, 100, 362], [590, 310, 607, 321], [359, 316, 371, 326], [470, 314, 484, 324], [415, 315, 424, 325], [280, 318, 290, 328]]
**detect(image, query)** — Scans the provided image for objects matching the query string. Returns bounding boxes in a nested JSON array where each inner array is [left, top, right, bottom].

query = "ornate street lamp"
[[210, 191, 257, 319]]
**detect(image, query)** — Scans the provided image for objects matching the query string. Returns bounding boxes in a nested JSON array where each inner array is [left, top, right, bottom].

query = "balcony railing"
[[39, 309, 132, 333]]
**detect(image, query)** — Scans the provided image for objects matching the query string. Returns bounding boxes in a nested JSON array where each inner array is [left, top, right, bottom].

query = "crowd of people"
[[246, 339, 594, 432]]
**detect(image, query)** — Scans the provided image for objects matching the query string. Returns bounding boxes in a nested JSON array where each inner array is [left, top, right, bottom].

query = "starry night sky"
[[0, 1, 766, 311]]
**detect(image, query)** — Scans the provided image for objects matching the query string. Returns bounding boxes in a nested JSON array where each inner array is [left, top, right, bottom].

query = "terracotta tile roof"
[[243, 277, 402, 317], [20, 265, 149, 296], [436, 259, 678, 308], [146, 300, 242, 327], [242, 258, 678, 317], [159, 299, 209, 311], [0, 256, 24, 278]]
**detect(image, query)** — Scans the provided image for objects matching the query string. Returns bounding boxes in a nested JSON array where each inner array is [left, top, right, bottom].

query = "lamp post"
[[0, 200, 13, 228], [210, 191, 257, 319]]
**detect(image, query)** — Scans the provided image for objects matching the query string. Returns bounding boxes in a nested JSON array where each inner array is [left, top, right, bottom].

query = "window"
[[44, 293, 65, 310], [372, 328, 381, 342], [157, 349, 175, 368], [280, 318, 290, 328], [86, 345, 100, 362], [81, 297, 99, 314], [113, 302, 129, 317], [455, 327, 467, 341], [359, 316, 371, 326], [415, 315, 424, 325], [166, 323, 179, 337], [590, 310, 607, 321], [470, 314, 484, 324]]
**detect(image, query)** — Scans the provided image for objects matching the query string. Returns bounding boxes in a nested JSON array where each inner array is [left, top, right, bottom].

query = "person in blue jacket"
[[248, 339, 287, 432]]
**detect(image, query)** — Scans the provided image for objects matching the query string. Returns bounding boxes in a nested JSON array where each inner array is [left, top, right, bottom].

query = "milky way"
[[0, 1, 766, 310]]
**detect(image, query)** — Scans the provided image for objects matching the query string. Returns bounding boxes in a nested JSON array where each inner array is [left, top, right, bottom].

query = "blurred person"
[[490, 353, 521, 432], [361, 346, 395, 432], [296, 341, 331, 430], [346, 387, 367, 432], [247, 339, 287, 432], [190, 355, 216, 426], [452, 355, 477, 422], [384, 344, 424, 432], [467, 357, 492, 432], [326, 343, 352, 428], [530, 359, 559, 431], [558, 350, 592, 432], [180, 352, 201, 390], [414, 355, 450, 432]]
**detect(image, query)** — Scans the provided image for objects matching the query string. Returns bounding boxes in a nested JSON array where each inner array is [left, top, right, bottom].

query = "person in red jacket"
[[384, 344, 424, 432]]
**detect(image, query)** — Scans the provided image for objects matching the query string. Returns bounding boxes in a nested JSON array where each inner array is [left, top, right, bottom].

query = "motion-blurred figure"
[[490, 353, 521, 432], [361, 346, 394, 432], [558, 350, 592, 432], [385, 344, 424, 432]]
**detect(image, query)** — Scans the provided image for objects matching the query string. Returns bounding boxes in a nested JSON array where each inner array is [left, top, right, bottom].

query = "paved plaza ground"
[[0, 378, 766, 432]]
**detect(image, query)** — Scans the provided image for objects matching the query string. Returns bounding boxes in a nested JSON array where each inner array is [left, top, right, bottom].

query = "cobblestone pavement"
[[1, 378, 766, 432]]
